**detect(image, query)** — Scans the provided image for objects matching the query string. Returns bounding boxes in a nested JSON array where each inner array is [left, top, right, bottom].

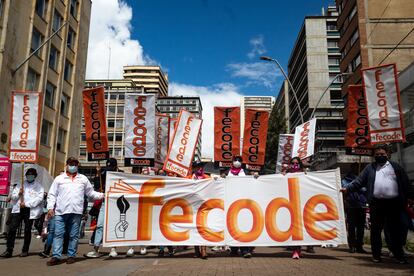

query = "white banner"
[[155, 114, 170, 168], [276, 134, 294, 173], [103, 169, 347, 247], [9, 91, 42, 163], [362, 64, 405, 143], [169, 118, 177, 146], [124, 94, 155, 166], [163, 110, 202, 177], [292, 118, 317, 159]]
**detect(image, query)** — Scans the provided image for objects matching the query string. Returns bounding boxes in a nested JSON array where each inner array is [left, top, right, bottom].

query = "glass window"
[[40, 120, 52, 146], [60, 93, 69, 116], [45, 82, 55, 108], [350, 30, 359, 46], [117, 106, 124, 114], [35, 0, 47, 18], [79, 148, 86, 156], [118, 94, 125, 100], [114, 148, 123, 157], [348, 5, 357, 21], [52, 9, 63, 32], [327, 41, 338, 48], [328, 58, 340, 65], [31, 28, 43, 56], [26, 68, 39, 91], [81, 133, 86, 141], [70, 0, 78, 18], [109, 106, 116, 114], [108, 133, 114, 141], [67, 27, 76, 49], [115, 133, 122, 141], [115, 120, 123, 128], [64, 60, 73, 82], [110, 94, 117, 100], [57, 128, 66, 152], [107, 119, 115, 128], [49, 46, 59, 70]]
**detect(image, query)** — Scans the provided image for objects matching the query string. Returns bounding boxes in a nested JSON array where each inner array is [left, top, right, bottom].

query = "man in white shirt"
[[46, 157, 103, 266], [0, 168, 44, 258]]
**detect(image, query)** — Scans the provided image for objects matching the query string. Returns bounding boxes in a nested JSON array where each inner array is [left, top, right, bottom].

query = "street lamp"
[[260, 56, 304, 124], [309, 72, 353, 119]]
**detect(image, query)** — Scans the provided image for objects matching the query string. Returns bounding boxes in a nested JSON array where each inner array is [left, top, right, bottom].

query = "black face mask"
[[375, 155, 388, 165]]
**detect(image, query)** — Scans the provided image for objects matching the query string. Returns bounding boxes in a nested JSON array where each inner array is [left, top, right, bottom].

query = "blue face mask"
[[26, 175, 36, 183], [67, 165, 78, 174]]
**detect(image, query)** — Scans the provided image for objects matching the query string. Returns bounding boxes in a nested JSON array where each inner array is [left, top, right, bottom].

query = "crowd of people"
[[1, 144, 413, 266]]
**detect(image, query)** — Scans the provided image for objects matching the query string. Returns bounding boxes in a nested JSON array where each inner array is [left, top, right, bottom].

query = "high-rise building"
[[123, 65, 168, 96], [0, 0, 92, 175], [275, 80, 290, 132], [240, 96, 275, 138], [286, 6, 358, 170], [336, 0, 414, 97]]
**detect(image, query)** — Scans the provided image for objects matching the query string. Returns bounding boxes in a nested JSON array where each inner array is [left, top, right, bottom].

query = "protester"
[[189, 161, 210, 259], [222, 156, 254, 258], [341, 162, 368, 254], [1, 168, 44, 258], [342, 145, 413, 264], [46, 157, 104, 266], [282, 157, 314, 259]]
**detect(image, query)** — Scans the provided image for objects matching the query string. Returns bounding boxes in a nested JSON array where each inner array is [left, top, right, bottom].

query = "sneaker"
[[292, 250, 300, 259], [85, 250, 100, 258], [0, 251, 12, 258], [372, 257, 382, 263], [19, 252, 29, 257], [243, 252, 252, 258], [39, 252, 49, 258], [109, 248, 118, 258], [126, 247, 135, 257], [47, 257, 61, 266], [139, 247, 147, 255], [66, 257, 76, 264]]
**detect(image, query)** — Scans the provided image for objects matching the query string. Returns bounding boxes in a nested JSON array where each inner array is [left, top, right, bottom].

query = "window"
[[70, 0, 78, 18], [327, 41, 338, 48], [108, 106, 116, 114], [108, 133, 114, 141], [52, 10, 63, 32], [110, 94, 117, 100], [326, 23, 337, 31], [64, 60, 73, 82], [350, 54, 361, 71], [114, 148, 123, 157], [40, 120, 52, 146], [115, 133, 122, 141], [328, 58, 340, 65], [355, 54, 361, 67], [26, 68, 39, 91], [107, 119, 115, 128], [31, 28, 43, 56], [81, 133, 86, 141], [67, 28, 76, 49], [45, 82, 55, 108], [57, 128, 66, 152], [79, 148, 86, 156], [49, 46, 59, 70], [348, 5, 357, 21], [118, 94, 125, 100], [350, 30, 359, 46], [60, 93, 69, 116], [35, 0, 47, 18], [115, 120, 123, 128], [117, 106, 124, 114]]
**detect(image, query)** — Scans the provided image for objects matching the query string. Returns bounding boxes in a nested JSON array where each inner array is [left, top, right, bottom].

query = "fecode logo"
[[119, 177, 339, 242], [176, 117, 193, 162], [19, 95, 31, 148], [221, 108, 235, 160], [281, 136, 294, 169], [374, 70, 389, 127], [297, 122, 310, 159], [88, 90, 104, 150], [156, 116, 162, 161], [133, 96, 147, 157], [248, 112, 262, 163]]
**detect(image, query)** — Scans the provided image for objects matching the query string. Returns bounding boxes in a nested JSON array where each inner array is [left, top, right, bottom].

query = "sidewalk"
[[0, 235, 413, 276]]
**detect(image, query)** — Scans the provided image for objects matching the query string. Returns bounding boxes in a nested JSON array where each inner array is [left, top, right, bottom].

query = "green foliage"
[[263, 106, 287, 173]]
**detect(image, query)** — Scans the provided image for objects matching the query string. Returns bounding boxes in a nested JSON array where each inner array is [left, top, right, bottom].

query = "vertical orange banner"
[[214, 107, 240, 167], [242, 109, 269, 169], [345, 85, 372, 155], [82, 86, 109, 161]]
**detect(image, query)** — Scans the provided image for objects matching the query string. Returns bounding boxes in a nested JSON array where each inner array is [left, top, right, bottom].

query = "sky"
[[85, 0, 333, 158]]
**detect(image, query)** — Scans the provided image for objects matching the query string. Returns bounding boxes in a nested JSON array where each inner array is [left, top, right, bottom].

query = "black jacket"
[[347, 161, 412, 205]]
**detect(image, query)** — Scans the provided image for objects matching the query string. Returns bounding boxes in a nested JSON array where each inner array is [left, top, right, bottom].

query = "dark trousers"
[[346, 208, 366, 249], [370, 198, 405, 259], [6, 208, 34, 253]]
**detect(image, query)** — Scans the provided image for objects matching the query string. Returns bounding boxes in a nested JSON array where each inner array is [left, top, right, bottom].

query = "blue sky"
[[124, 0, 333, 96]]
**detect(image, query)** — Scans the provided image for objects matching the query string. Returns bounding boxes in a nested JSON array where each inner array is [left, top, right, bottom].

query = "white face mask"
[[233, 161, 242, 168], [67, 165, 78, 174], [26, 175, 36, 183]]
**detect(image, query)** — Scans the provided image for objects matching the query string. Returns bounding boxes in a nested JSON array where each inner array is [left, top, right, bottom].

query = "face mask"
[[233, 161, 242, 168], [67, 165, 78, 174], [375, 156, 388, 165], [26, 175, 36, 183], [291, 164, 300, 170], [195, 168, 204, 176]]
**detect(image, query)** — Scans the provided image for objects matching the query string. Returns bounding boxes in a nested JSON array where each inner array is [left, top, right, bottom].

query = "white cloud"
[[170, 82, 244, 159], [86, 0, 151, 79], [247, 35, 266, 59], [227, 62, 280, 88]]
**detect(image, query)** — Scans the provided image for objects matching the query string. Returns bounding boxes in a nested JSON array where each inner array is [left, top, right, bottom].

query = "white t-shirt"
[[373, 161, 398, 199]]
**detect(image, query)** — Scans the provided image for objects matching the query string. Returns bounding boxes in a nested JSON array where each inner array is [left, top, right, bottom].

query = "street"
[[0, 233, 413, 276]]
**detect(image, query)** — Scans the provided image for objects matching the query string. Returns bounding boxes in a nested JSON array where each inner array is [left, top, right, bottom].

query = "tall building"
[[0, 0, 92, 175], [286, 6, 359, 170], [336, 0, 414, 96], [240, 96, 275, 137], [123, 65, 168, 96], [275, 80, 290, 132]]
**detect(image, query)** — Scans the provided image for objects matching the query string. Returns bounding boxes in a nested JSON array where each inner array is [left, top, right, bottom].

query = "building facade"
[[0, 0, 92, 176], [336, 0, 414, 97], [286, 6, 364, 170], [275, 80, 290, 132], [123, 65, 168, 97]]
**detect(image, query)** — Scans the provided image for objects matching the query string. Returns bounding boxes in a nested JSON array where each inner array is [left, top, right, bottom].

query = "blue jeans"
[[52, 214, 82, 259], [46, 217, 55, 248], [94, 202, 105, 247]]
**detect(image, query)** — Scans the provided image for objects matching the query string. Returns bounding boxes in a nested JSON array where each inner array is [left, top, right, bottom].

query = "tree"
[[263, 106, 287, 173]]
